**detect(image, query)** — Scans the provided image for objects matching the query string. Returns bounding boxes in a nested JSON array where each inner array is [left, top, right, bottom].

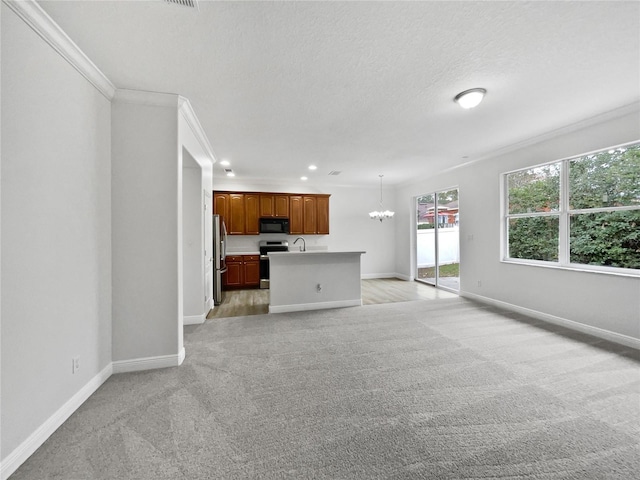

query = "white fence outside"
[[417, 226, 460, 268]]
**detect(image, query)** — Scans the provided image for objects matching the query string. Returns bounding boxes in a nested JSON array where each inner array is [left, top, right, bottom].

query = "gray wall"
[[396, 107, 640, 341], [1, 3, 112, 457], [111, 99, 181, 362]]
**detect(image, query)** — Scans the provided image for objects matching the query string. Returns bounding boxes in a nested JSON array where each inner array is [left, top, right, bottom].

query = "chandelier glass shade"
[[369, 175, 395, 221]]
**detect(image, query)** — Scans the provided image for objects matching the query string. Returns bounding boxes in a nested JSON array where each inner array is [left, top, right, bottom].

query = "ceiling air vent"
[[164, 0, 199, 9], [328, 170, 342, 176]]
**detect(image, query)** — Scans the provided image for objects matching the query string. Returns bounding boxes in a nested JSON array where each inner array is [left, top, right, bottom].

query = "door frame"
[[414, 186, 460, 293]]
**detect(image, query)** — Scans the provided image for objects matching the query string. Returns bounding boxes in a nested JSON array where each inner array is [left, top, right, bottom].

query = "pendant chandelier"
[[369, 174, 395, 222]]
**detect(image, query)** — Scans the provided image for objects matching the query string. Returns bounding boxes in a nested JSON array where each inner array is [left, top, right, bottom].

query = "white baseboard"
[[269, 299, 362, 314], [394, 273, 413, 281], [183, 313, 206, 325], [361, 273, 396, 279], [361, 273, 412, 281], [1, 363, 113, 480], [461, 291, 640, 350], [112, 347, 186, 374]]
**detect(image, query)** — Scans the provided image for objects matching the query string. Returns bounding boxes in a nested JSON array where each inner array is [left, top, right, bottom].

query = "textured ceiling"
[[38, 0, 640, 186]]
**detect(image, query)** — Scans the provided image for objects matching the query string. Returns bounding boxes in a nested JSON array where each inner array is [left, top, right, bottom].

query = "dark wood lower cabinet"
[[223, 255, 260, 290], [244, 256, 260, 287]]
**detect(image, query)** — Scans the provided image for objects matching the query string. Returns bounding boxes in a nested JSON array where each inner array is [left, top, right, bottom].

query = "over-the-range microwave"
[[259, 218, 290, 234]]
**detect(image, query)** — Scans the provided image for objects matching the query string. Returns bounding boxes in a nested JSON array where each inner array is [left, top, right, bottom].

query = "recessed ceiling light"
[[220, 159, 230, 167], [308, 165, 317, 171], [300, 176, 308, 181], [454, 88, 487, 109]]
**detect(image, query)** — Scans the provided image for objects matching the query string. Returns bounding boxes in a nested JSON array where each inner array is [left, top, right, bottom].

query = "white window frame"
[[501, 140, 640, 277]]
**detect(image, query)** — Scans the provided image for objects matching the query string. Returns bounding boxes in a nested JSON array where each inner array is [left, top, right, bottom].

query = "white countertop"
[[268, 250, 365, 256], [226, 251, 260, 256]]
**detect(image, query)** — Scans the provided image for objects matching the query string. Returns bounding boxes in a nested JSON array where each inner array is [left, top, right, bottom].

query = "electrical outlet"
[[477, 280, 482, 287], [316, 283, 322, 293], [72, 356, 80, 374]]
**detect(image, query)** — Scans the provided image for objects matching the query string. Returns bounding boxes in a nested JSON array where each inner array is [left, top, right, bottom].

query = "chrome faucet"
[[293, 237, 306, 252]]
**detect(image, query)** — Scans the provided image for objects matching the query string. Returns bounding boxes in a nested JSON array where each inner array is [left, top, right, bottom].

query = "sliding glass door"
[[416, 188, 459, 291]]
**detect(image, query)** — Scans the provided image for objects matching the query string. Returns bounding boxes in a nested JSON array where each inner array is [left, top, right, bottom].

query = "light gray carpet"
[[11, 298, 640, 479]]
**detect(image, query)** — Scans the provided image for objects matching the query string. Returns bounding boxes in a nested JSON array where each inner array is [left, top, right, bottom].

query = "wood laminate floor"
[[207, 278, 457, 319]]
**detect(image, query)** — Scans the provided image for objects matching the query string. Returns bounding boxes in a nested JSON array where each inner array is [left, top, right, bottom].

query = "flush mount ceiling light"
[[219, 159, 230, 167], [308, 165, 317, 171], [369, 175, 395, 222], [454, 88, 487, 109]]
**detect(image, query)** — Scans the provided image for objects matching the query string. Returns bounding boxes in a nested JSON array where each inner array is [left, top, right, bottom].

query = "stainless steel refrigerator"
[[213, 214, 227, 305]]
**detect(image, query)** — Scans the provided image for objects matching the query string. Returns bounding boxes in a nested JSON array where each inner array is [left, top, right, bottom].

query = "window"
[[503, 141, 640, 274]]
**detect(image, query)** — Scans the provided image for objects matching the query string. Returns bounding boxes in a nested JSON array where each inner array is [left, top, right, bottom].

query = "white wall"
[[213, 180, 397, 277], [1, 2, 112, 459], [182, 150, 206, 321], [111, 94, 181, 364], [396, 107, 640, 341]]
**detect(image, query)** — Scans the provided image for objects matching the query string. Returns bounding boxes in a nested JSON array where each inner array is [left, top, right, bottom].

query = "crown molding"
[[178, 97, 216, 163], [466, 102, 640, 167], [113, 88, 180, 107], [3, 0, 116, 100], [398, 101, 640, 188]]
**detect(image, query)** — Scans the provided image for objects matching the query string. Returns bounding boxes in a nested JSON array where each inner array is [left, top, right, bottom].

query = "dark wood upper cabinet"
[[213, 192, 230, 225], [316, 195, 330, 235], [274, 195, 289, 217], [216, 190, 329, 235], [303, 196, 317, 234], [259, 194, 274, 217], [289, 195, 303, 234], [245, 194, 260, 235], [260, 194, 289, 218], [228, 194, 245, 235]]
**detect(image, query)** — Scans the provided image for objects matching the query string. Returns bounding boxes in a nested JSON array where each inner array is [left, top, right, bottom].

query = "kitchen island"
[[268, 250, 366, 313]]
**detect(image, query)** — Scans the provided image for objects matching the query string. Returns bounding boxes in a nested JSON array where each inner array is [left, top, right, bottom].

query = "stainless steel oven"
[[259, 240, 288, 288]]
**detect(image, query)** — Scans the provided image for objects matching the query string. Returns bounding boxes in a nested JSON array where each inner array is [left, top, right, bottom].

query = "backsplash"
[[226, 234, 329, 254]]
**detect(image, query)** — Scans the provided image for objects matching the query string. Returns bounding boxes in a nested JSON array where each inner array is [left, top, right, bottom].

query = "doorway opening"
[[182, 148, 209, 324], [415, 188, 460, 292]]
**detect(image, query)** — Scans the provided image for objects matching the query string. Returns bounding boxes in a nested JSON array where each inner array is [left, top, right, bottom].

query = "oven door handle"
[[259, 255, 269, 260]]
